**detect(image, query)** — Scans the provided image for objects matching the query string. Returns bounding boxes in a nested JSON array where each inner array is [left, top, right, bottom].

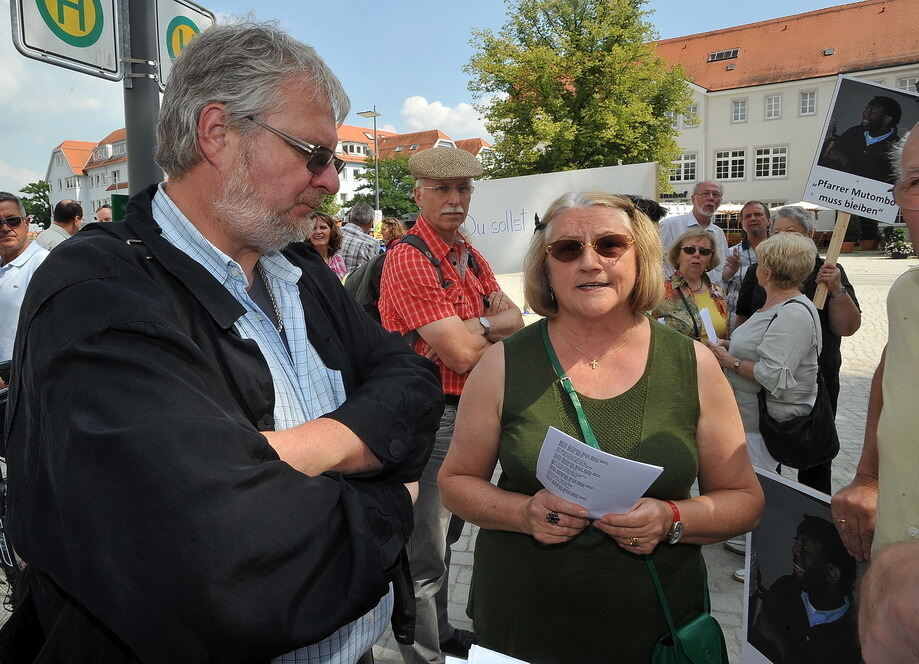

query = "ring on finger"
[[546, 511, 561, 525], [628, 536, 640, 547]]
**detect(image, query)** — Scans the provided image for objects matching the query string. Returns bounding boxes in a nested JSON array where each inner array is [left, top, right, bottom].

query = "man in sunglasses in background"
[[379, 146, 523, 663], [658, 180, 730, 286], [0, 191, 48, 380], [3, 23, 443, 663]]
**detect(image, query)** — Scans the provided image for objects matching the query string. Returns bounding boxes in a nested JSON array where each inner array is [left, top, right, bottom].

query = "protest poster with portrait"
[[741, 470, 863, 664], [803, 75, 919, 223]]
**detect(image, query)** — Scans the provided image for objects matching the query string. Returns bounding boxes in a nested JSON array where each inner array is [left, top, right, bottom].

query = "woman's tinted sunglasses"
[[681, 246, 713, 256], [545, 234, 634, 263]]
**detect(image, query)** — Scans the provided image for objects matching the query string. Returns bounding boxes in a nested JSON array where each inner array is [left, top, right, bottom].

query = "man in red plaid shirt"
[[379, 146, 523, 662]]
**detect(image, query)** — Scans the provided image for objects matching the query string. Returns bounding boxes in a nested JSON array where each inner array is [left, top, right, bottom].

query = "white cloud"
[[400, 96, 491, 141], [0, 160, 41, 194]]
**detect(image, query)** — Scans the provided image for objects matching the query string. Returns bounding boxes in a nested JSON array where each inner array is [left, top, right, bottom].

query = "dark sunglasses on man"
[[0, 216, 24, 229], [245, 116, 345, 175], [545, 234, 634, 263], [681, 246, 713, 257]]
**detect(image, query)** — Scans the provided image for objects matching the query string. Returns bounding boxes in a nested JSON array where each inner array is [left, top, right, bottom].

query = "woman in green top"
[[439, 192, 763, 663]]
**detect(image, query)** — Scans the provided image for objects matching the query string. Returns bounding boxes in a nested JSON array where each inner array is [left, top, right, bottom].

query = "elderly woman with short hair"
[[653, 228, 729, 343], [438, 191, 763, 663], [735, 205, 860, 493], [710, 232, 825, 473]]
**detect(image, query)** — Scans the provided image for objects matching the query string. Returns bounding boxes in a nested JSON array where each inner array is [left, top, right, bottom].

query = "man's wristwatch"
[[665, 500, 684, 544], [829, 289, 847, 299], [478, 316, 491, 338], [732, 358, 742, 373]]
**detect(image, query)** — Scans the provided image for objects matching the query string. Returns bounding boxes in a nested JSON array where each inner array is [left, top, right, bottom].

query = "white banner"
[[463, 162, 659, 274]]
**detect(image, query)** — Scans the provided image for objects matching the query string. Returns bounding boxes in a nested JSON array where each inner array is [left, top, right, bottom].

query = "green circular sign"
[[36, 0, 104, 48], [166, 16, 201, 61]]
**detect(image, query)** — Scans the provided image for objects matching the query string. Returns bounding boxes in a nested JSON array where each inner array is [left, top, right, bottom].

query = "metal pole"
[[373, 111, 380, 212], [122, 0, 163, 194]]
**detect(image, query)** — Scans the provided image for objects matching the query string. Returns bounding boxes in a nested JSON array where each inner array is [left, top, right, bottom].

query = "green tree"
[[350, 156, 417, 218], [19, 180, 51, 228], [466, 0, 691, 187], [316, 195, 342, 217]]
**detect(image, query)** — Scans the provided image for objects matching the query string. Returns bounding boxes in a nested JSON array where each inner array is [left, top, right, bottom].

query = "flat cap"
[[409, 146, 483, 180]]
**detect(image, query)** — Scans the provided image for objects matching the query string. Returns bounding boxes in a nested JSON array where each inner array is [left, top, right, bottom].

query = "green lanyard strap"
[[539, 319, 601, 451]]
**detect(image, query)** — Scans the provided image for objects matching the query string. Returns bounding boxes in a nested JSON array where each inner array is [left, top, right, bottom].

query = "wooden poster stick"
[[813, 211, 851, 309]]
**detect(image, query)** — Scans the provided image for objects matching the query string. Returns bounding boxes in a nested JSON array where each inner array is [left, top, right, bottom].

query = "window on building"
[[897, 76, 919, 93], [682, 103, 699, 127], [731, 99, 747, 123], [708, 48, 739, 62], [55, 154, 63, 166], [113, 143, 126, 156], [669, 152, 697, 183], [112, 170, 120, 183], [340, 193, 347, 203], [58, 179, 62, 190], [799, 91, 816, 116], [410, 144, 419, 150], [765, 95, 782, 120], [715, 149, 746, 180], [395, 146, 404, 152], [665, 111, 679, 129], [755, 146, 788, 178]]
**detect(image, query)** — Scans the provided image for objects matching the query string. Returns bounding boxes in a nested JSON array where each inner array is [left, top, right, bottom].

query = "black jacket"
[[2, 185, 442, 662]]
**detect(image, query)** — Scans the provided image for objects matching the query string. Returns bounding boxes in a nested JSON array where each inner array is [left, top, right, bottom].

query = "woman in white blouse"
[[708, 232, 821, 471]]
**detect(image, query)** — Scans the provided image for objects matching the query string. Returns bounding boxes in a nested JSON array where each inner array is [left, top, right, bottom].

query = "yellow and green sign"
[[35, 0, 104, 48], [165, 15, 200, 60]]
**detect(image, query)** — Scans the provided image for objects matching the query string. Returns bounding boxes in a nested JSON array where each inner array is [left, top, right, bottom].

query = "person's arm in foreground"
[[858, 540, 919, 664], [817, 262, 861, 337], [831, 348, 885, 561], [592, 343, 764, 554], [438, 343, 589, 544]]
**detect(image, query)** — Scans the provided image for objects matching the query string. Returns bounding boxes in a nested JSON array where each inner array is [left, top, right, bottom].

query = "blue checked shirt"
[[152, 185, 392, 663]]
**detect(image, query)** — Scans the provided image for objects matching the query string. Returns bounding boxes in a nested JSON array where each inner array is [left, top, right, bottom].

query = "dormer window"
[[707, 48, 738, 62]]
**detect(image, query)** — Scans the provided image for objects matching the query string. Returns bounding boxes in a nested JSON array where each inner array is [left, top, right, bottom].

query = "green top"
[[468, 318, 708, 664]]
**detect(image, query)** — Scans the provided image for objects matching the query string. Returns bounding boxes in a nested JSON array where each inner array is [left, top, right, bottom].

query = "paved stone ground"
[[373, 251, 918, 663]]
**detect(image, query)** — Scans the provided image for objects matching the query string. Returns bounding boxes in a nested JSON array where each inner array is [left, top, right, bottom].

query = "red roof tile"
[[54, 141, 96, 174], [377, 129, 454, 160], [455, 138, 492, 155], [654, 0, 919, 92]]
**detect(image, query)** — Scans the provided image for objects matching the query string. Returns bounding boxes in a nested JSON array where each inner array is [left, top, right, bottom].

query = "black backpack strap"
[[398, 234, 452, 288]]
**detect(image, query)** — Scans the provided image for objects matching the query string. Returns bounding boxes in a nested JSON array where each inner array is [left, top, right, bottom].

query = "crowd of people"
[[0, 18, 916, 664]]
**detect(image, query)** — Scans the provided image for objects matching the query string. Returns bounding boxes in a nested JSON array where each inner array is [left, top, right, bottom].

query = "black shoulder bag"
[[756, 300, 840, 470]]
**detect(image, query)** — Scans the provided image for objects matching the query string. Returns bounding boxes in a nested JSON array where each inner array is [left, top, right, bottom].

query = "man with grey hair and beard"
[[3, 22, 442, 664]]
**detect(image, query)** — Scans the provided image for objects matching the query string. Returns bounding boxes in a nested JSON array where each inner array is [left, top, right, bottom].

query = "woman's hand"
[[707, 342, 735, 369], [816, 262, 844, 295], [521, 489, 590, 545], [593, 498, 672, 555]]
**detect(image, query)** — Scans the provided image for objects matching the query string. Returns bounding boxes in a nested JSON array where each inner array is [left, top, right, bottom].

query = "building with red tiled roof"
[[376, 130, 456, 161], [454, 138, 493, 158], [652, 0, 918, 224]]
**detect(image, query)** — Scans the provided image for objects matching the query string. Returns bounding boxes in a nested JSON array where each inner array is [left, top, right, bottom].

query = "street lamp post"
[[357, 107, 382, 214]]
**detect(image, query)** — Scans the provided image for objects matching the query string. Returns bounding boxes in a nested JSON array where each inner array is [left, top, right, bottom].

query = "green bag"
[[647, 559, 728, 664]]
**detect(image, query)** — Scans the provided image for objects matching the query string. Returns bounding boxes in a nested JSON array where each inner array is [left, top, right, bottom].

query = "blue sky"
[[1, 0, 849, 193]]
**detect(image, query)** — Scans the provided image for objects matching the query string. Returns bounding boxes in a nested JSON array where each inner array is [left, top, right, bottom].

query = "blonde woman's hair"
[[666, 227, 722, 271], [755, 232, 817, 289], [523, 191, 663, 317]]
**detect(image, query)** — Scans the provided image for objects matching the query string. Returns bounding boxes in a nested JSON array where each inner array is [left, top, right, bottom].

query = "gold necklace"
[[564, 317, 639, 370], [256, 262, 284, 333]]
